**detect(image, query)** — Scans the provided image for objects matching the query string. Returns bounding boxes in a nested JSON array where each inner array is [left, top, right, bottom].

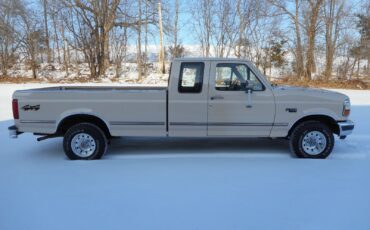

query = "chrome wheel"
[[71, 133, 96, 157], [302, 131, 327, 155]]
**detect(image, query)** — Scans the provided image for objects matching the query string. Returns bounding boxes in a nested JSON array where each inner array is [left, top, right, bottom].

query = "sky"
[[25, 0, 366, 49], [151, 0, 366, 46]]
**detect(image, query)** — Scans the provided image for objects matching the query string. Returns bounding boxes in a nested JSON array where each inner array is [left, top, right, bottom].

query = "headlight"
[[343, 99, 351, 117]]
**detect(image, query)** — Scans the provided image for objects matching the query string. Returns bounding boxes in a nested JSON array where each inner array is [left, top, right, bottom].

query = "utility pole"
[[158, 2, 165, 74]]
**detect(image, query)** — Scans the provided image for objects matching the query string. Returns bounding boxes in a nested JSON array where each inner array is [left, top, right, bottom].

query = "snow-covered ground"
[[0, 84, 370, 230], [6, 62, 169, 85]]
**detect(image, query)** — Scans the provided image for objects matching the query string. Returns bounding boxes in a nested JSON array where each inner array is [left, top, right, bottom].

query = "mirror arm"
[[246, 89, 253, 108]]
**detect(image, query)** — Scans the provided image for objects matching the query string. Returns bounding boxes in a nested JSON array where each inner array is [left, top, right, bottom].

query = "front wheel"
[[290, 121, 334, 159], [63, 123, 108, 160]]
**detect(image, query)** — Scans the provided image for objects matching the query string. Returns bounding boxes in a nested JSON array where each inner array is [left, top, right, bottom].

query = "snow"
[[0, 84, 370, 230]]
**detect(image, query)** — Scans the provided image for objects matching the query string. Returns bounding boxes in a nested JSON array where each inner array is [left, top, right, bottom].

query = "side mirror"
[[245, 80, 255, 92]]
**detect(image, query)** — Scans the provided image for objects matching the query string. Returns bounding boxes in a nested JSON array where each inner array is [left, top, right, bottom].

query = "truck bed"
[[14, 85, 168, 137]]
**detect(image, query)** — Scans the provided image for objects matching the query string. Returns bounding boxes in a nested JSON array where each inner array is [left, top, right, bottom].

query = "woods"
[[0, 0, 369, 83]]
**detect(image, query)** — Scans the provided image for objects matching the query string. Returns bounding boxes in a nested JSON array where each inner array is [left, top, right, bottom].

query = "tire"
[[290, 120, 334, 159], [63, 123, 108, 160]]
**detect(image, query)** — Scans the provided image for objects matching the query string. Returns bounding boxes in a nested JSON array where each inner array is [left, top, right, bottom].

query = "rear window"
[[178, 62, 204, 93]]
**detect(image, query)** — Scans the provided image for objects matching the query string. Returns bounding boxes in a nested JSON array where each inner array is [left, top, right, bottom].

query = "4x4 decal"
[[22, 105, 40, 111]]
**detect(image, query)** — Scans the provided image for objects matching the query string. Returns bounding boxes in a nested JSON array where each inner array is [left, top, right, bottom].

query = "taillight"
[[12, 99, 19, 119]]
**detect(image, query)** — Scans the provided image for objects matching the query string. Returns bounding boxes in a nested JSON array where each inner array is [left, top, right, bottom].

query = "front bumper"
[[8, 125, 23, 139], [337, 120, 354, 138]]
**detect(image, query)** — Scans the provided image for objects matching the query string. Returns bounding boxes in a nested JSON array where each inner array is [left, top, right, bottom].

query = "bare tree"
[[323, 0, 346, 79], [73, 0, 120, 77], [60, 0, 155, 79], [304, 0, 324, 80], [0, 0, 23, 77], [172, 0, 180, 53], [165, 0, 186, 58], [193, 0, 215, 57], [212, 0, 238, 57], [60, 19, 69, 76], [356, 2, 370, 75], [268, 0, 305, 78], [111, 26, 128, 79], [42, 0, 51, 63], [62, 3, 97, 78], [158, 2, 165, 73], [19, 6, 44, 79], [235, 0, 257, 58], [137, 0, 143, 80], [49, 0, 61, 64]]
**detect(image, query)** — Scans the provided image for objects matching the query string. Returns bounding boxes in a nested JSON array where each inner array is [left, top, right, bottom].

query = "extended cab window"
[[178, 62, 204, 93], [215, 63, 264, 91]]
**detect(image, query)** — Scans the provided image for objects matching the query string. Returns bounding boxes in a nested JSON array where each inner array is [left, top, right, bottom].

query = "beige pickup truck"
[[9, 58, 354, 160]]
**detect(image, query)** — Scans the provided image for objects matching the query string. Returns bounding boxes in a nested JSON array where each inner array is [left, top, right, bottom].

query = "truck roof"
[[173, 57, 251, 62]]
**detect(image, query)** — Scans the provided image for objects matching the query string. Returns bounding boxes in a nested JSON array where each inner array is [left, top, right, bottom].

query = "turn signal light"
[[342, 99, 351, 117], [343, 109, 350, 117]]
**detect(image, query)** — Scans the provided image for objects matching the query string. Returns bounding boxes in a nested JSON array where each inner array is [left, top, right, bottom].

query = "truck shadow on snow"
[[107, 137, 292, 158]]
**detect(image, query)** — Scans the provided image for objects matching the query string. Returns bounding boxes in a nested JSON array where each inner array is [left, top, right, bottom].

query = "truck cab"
[[168, 58, 275, 137]]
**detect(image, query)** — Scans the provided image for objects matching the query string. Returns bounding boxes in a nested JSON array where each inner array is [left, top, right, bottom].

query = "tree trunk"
[[294, 0, 304, 79], [43, 0, 51, 63], [295, 30, 304, 78], [31, 60, 37, 79], [51, 11, 61, 64], [357, 57, 360, 74], [90, 62, 97, 79], [158, 2, 165, 74], [144, 0, 148, 67], [115, 60, 121, 79], [137, 0, 142, 81], [61, 23, 69, 76], [104, 33, 110, 72], [97, 27, 107, 78], [1, 64, 8, 77], [324, 49, 334, 80], [305, 0, 323, 80]]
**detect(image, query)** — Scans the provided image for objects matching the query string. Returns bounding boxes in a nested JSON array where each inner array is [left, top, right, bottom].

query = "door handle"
[[210, 95, 224, 100]]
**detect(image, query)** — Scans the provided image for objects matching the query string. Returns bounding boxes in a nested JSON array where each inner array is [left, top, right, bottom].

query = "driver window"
[[215, 65, 240, 91], [215, 63, 263, 91]]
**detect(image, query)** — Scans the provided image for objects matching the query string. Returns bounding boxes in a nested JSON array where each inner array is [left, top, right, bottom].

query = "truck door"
[[207, 61, 275, 137], [168, 61, 210, 136]]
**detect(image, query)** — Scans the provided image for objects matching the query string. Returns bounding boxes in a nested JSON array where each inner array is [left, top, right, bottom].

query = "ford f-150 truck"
[[8, 58, 354, 160]]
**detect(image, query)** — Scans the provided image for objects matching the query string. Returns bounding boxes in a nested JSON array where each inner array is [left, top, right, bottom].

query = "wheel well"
[[57, 114, 111, 137], [288, 115, 339, 137]]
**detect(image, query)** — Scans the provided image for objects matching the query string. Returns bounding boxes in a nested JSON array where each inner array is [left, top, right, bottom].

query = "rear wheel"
[[290, 121, 334, 159], [63, 123, 107, 160]]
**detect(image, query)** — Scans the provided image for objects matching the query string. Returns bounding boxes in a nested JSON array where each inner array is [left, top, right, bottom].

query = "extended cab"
[[9, 58, 354, 159]]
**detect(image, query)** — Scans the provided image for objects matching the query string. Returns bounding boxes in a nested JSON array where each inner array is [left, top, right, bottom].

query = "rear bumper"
[[337, 120, 354, 138], [8, 125, 23, 139]]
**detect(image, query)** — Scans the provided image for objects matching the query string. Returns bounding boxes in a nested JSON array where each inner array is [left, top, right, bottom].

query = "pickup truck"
[[8, 58, 354, 160]]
